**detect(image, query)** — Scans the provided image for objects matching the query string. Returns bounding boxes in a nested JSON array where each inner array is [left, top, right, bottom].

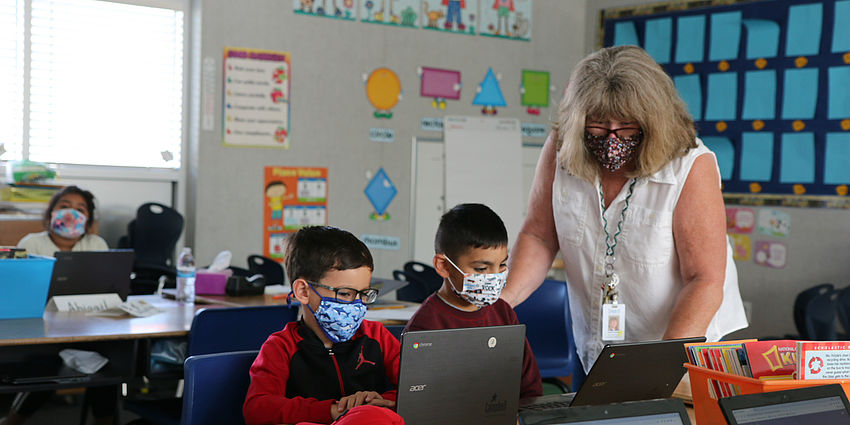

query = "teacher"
[[501, 45, 748, 372]]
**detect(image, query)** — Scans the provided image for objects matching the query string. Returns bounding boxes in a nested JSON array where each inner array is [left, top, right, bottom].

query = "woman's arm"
[[502, 131, 561, 307], [664, 153, 727, 339]]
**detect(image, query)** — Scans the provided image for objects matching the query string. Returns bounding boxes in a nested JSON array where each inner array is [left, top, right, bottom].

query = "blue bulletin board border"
[[600, 0, 850, 206]]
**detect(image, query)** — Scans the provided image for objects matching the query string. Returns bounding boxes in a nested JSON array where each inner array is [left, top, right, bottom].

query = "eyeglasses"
[[308, 281, 379, 304], [585, 126, 642, 140]]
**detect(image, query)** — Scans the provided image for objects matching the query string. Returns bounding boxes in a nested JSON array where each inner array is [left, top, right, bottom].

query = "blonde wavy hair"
[[557, 45, 696, 181]]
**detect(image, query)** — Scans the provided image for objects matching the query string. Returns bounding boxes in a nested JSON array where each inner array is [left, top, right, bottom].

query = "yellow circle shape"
[[793, 120, 806, 131], [844, 52, 850, 64], [749, 182, 762, 193], [365, 68, 402, 111], [837, 185, 849, 196], [793, 184, 806, 195], [795, 56, 808, 68], [718, 60, 730, 72], [684, 63, 695, 74], [752, 120, 765, 131], [755, 58, 767, 69], [716, 121, 728, 132], [842, 119, 850, 130]]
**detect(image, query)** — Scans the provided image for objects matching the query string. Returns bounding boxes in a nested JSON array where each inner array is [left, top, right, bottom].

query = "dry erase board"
[[602, 0, 850, 206]]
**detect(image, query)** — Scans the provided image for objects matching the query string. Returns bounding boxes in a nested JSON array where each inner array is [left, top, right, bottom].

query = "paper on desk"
[[264, 284, 289, 295], [59, 349, 108, 374], [86, 299, 163, 318], [48, 293, 123, 312]]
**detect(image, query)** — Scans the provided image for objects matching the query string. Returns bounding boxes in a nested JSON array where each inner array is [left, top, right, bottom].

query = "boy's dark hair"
[[434, 203, 508, 259], [44, 185, 97, 231], [285, 226, 374, 282]]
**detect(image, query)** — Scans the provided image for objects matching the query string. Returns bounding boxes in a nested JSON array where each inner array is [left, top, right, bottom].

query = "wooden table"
[[0, 296, 220, 392]]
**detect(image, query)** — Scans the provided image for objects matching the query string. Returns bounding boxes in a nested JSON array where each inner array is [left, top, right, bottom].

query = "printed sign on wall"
[[264, 166, 328, 261]]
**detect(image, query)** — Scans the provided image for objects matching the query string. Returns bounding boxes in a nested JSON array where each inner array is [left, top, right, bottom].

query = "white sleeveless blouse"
[[552, 139, 748, 373]]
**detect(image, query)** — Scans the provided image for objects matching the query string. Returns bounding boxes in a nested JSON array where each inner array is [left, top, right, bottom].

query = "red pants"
[[298, 405, 404, 425]]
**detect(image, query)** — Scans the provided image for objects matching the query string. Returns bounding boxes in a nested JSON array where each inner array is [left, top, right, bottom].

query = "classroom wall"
[[585, 0, 850, 339], [187, 0, 586, 273]]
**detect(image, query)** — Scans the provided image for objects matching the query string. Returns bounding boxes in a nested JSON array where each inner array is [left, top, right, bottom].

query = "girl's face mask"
[[443, 255, 508, 308], [584, 127, 643, 172], [50, 208, 88, 239]]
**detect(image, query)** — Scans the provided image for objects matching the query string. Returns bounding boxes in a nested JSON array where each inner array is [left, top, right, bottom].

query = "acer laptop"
[[719, 384, 850, 425], [396, 325, 526, 425], [48, 250, 135, 301], [519, 397, 692, 425], [521, 337, 705, 411]]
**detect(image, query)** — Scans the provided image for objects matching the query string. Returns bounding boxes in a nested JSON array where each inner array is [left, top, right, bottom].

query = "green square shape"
[[521, 70, 550, 107]]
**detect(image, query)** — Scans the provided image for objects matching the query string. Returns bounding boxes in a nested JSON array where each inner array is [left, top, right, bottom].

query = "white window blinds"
[[4, 0, 184, 169], [0, 0, 24, 161]]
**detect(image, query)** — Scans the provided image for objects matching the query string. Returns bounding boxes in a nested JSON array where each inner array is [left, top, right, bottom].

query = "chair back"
[[836, 286, 850, 336], [248, 254, 286, 285], [514, 279, 586, 391], [805, 287, 839, 340], [188, 305, 298, 357], [793, 283, 834, 339], [385, 324, 405, 340], [133, 202, 184, 267], [181, 350, 258, 425], [395, 261, 442, 303]]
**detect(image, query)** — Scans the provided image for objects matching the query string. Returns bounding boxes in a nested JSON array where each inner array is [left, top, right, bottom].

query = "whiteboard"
[[443, 116, 524, 244]]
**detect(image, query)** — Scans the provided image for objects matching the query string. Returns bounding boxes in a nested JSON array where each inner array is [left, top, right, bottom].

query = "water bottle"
[[176, 247, 196, 303]]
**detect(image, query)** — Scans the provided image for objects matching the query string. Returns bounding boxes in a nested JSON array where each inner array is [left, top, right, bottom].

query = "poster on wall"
[[423, 0, 478, 35], [264, 166, 329, 261], [361, 0, 419, 27], [223, 48, 291, 148], [293, 0, 357, 20], [479, 0, 532, 41]]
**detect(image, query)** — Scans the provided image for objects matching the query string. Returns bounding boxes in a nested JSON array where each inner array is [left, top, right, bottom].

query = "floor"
[[0, 390, 143, 425]]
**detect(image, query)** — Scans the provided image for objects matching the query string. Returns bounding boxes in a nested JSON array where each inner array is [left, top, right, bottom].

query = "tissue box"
[[195, 269, 233, 295]]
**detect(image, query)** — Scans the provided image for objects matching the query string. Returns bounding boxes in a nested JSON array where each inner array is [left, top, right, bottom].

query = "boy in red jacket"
[[243, 226, 403, 425]]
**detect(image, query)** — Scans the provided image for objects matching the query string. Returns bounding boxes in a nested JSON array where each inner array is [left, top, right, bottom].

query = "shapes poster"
[[365, 67, 402, 119], [364, 168, 397, 219], [473, 67, 506, 115], [264, 166, 328, 261], [520, 69, 549, 115], [361, 0, 420, 27], [419, 66, 461, 109], [480, 0, 532, 41], [293, 0, 357, 20], [422, 0, 478, 35], [223, 48, 291, 148]]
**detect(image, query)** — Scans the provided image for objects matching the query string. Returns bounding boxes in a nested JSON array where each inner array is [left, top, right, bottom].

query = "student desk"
[[0, 295, 221, 393]]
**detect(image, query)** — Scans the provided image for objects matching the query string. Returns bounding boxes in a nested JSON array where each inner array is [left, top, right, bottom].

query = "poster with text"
[[223, 48, 291, 148], [264, 166, 328, 261]]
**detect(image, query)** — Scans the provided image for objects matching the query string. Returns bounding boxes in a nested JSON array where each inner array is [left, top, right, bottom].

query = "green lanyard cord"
[[599, 178, 637, 259]]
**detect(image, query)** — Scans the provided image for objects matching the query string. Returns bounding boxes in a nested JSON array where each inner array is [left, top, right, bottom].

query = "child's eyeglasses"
[[308, 281, 379, 304], [585, 126, 642, 140]]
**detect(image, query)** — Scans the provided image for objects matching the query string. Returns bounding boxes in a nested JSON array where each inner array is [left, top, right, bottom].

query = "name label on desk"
[[47, 294, 123, 312]]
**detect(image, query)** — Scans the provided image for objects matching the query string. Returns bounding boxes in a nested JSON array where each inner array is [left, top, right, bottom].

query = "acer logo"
[[409, 384, 427, 392], [592, 381, 607, 387]]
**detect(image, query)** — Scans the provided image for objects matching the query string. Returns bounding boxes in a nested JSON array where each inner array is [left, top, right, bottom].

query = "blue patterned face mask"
[[306, 284, 367, 344], [50, 208, 87, 239]]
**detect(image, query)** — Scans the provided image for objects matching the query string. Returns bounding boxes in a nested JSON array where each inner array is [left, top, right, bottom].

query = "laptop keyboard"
[[520, 393, 576, 411]]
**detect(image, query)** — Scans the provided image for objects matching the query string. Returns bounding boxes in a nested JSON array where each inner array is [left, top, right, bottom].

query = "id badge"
[[602, 303, 626, 341]]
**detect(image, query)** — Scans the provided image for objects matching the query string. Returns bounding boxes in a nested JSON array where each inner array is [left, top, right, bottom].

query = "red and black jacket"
[[243, 320, 401, 425]]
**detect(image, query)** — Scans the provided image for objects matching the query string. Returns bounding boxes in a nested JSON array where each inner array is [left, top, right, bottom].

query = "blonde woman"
[[501, 46, 747, 373]]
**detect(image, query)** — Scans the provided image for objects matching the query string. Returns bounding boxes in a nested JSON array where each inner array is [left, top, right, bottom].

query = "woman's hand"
[[330, 391, 395, 419]]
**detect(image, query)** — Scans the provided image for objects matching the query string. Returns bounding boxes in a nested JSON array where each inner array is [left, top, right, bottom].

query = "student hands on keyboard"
[[331, 391, 396, 420]]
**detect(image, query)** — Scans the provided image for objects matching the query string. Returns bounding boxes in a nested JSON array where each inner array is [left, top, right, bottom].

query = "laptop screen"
[[730, 396, 850, 424], [541, 413, 685, 425]]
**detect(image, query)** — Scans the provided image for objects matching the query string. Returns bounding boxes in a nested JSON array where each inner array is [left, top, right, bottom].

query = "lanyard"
[[599, 178, 637, 304]]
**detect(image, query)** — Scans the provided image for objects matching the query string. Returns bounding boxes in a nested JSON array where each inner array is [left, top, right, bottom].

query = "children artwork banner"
[[423, 0, 478, 35], [293, 0, 357, 20], [223, 48, 291, 148], [361, 0, 420, 27], [264, 166, 328, 261], [480, 0, 532, 41]]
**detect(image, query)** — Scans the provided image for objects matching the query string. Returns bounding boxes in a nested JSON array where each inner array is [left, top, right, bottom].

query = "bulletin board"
[[601, 0, 850, 207]]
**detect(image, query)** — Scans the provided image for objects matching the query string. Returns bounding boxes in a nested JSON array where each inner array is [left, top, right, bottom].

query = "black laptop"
[[0, 354, 89, 386], [48, 250, 135, 301], [719, 384, 850, 425], [519, 397, 692, 425], [521, 337, 705, 411], [396, 325, 526, 425]]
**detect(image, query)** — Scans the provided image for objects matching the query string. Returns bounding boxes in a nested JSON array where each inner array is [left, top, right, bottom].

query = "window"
[[0, 0, 184, 169]]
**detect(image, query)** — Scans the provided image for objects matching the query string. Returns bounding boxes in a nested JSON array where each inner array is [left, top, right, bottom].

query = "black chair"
[[395, 261, 442, 303], [804, 287, 839, 341], [247, 254, 286, 285], [836, 286, 850, 337], [793, 283, 835, 339], [122, 202, 185, 295]]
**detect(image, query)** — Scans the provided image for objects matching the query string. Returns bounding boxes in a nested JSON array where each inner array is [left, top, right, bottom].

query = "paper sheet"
[[742, 70, 776, 120], [825, 133, 850, 184], [832, 1, 850, 53], [702, 136, 734, 180], [674, 75, 702, 120], [613, 21, 638, 46], [709, 11, 742, 61], [520, 70, 550, 107], [675, 15, 705, 63], [740, 132, 774, 182], [785, 3, 822, 56], [705, 72, 737, 121], [828, 66, 850, 119], [780, 132, 815, 183], [742, 19, 780, 59], [781, 69, 818, 120], [644, 17, 672, 64]]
